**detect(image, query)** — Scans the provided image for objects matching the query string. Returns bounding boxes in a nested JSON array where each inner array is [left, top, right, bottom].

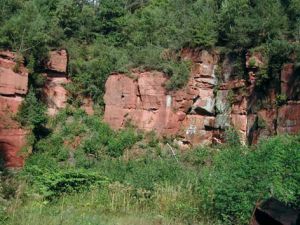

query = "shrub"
[[276, 94, 287, 106], [198, 135, 300, 224], [225, 127, 241, 146], [23, 166, 109, 200], [165, 61, 191, 90], [17, 88, 47, 128], [107, 129, 142, 158], [248, 58, 256, 68]]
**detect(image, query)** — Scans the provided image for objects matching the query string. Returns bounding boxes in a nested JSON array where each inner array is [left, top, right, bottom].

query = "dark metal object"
[[250, 198, 300, 225]]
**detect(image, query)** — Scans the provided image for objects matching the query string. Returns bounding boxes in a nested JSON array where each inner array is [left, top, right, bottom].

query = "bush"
[[33, 109, 142, 164], [17, 88, 47, 128], [107, 129, 142, 158], [198, 135, 300, 224], [225, 127, 241, 147], [23, 166, 109, 200]]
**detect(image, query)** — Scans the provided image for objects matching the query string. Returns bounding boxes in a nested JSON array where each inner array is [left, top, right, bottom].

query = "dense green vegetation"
[[1, 110, 300, 224], [1, 0, 299, 104], [1, 1, 300, 224], [6, 105, 299, 224]]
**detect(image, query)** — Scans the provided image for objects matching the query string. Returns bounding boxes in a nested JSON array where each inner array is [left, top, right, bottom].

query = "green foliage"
[[255, 65, 269, 87], [225, 127, 241, 147], [1, 1, 300, 224], [276, 94, 288, 106], [257, 116, 266, 129], [107, 129, 142, 157], [33, 109, 141, 162], [22, 166, 109, 199], [164, 61, 191, 90], [248, 58, 256, 68], [2, 133, 300, 225], [219, 0, 288, 49], [96, 159, 193, 191], [0, 1, 50, 61], [1, 0, 298, 104], [17, 88, 47, 128], [198, 135, 300, 224]]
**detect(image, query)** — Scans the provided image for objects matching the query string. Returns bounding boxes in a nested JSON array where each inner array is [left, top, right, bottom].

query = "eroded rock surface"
[[46, 49, 68, 73], [104, 49, 300, 146], [0, 51, 28, 95], [277, 101, 300, 134], [0, 52, 28, 167], [104, 49, 222, 145], [43, 50, 93, 116], [104, 71, 180, 134], [0, 49, 95, 168]]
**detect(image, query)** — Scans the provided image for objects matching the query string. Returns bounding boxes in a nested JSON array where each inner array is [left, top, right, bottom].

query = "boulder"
[[220, 79, 246, 90], [103, 48, 300, 146], [232, 97, 248, 115], [0, 51, 28, 168], [0, 128, 26, 168], [215, 114, 230, 129], [181, 48, 217, 64], [104, 74, 138, 109], [216, 90, 229, 113], [247, 109, 277, 145], [182, 115, 215, 145], [137, 71, 167, 110], [43, 50, 94, 116]]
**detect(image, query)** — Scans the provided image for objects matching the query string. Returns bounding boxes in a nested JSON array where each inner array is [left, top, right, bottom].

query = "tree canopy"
[[0, 0, 299, 103]]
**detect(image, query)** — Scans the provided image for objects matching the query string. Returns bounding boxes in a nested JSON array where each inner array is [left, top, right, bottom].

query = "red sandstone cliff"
[[1, 47, 298, 167], [43, 49, 93, 116], [0, 51, 28, 167], [104, 49, 300, 146], [0, 49, 93, 168]]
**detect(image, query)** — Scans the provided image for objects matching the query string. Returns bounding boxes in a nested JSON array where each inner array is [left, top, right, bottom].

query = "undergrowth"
[[0, 110, 299, 225]]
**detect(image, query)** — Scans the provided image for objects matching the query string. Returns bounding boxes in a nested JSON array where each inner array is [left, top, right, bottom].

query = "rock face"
[[280, 63, 300, 100], [46, 50, 68, 74], [104, 49, 227, 145], [0, 96, 27, 168], [43, 50, 70, 116], [104, 48, 300, 146], [277, 101, 300, 134], [242, 53, 300, 144], [43, 76, 70, 116], [43, 50, 93, 116], [0, 52, 28, 167], [0, 49, 94, 168], [104, 71, 181, 134], [0, 51, 28, 95]]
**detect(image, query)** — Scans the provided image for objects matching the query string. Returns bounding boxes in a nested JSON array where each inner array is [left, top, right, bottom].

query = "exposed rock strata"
[[43, 50, 93, 116], [0, 52, 28, 167], [104, 49, 300, 145]]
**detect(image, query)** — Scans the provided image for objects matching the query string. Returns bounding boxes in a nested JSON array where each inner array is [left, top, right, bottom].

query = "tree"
[[218, 0, 288, 49], [17, 88, 47, 128], [0, 1, 49, 53]]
